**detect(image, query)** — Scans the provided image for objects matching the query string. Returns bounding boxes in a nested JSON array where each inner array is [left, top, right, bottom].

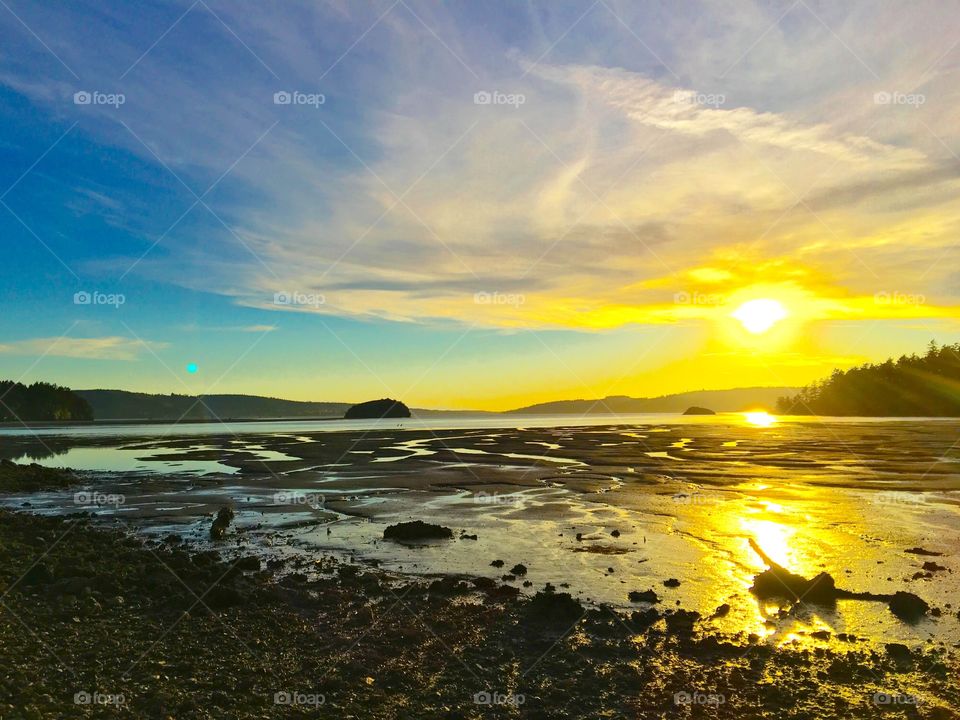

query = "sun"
[[732, 298, 788, 334]]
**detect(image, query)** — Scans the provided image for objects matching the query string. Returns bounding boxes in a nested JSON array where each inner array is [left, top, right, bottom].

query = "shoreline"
[[2, 507, 958, 719]]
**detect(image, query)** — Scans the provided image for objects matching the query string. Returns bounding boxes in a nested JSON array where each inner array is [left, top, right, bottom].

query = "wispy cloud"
[[0, 337, 167, 361]]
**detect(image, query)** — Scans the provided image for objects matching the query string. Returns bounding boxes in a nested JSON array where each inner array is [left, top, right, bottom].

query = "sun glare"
[[744, 411, 776, 427], [732, 299, 788, 334]]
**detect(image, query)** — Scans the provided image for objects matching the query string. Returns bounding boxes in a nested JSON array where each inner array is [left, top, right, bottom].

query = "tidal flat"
[[1, 417, 958, 717]]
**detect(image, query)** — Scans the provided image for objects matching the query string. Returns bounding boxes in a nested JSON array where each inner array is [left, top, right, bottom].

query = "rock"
[[524, 591, 584, 625], [749, 539, 837, 604], [922, 561, 948, 572], [234, 556, 261, 572], [630, 608, 660, 629], [682, 406, 716, 415], [905, 547, 943, 557], [490, 559, 504, 568], [344, 398, 411, 419], [206, 586, 243, 609], [710, 603, 731, 618], [888, 591, 929, 622], [509, 563, 528, 576], [663, 578, 681, 587], [628, 589, 660, 603], [472, 577, 496, 591], [885, 642, 912, 661], [460, 533, 478, 541], [810, 630, 831, 640], [209, 507, 235, 541], [610, 529, 620, 538], [21, 563, 54, 586], [664, 609, 700, 634], [383, 521, 453, 542]]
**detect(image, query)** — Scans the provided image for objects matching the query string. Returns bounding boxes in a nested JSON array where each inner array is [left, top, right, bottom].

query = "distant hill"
[[509, 387, 798, 414], [777, 341, 960, 416], [344, 398, 411, 419], [77, 390, 351, 421], [0, 381, 93, 422]]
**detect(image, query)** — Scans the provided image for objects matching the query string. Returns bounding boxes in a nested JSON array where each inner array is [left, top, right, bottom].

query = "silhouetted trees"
[[777, 341, 960, 416], [0, 381, 93, 422]]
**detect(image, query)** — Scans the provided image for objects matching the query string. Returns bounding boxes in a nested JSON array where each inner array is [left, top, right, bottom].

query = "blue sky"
[[1, 1, 959, 409]]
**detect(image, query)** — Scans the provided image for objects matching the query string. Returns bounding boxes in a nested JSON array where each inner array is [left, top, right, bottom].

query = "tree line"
[[776, 341, 960, 416], [0, 381, 94, 422]]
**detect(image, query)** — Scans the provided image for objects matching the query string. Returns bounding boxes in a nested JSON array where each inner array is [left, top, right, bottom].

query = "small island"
[[682, 406, 716, 415], [344, 398, 411, 419]]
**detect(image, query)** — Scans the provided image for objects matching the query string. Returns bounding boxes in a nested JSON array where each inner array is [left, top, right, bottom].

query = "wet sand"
[[3, 419, 960, 655]]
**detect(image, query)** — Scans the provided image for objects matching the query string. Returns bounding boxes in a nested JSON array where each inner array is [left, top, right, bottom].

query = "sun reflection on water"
[[743, 411, 776, 427]]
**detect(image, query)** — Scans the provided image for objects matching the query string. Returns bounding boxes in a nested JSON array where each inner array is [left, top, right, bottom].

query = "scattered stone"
[[383, 521, 453, 542], [21, 563, 54, 586], [460, 533, 478, 541], [710, 603, 731, 619], [905, 547, 943, 557], [234, 556, 261, 572], [490, 559, 504, 568], [610, 529, 620, 538], [209, 506, 235, 541], [628, 589, 660, 604], [888, 591, 929, 622], [510, 563, 528, 576], [663, 578, 681, 587], [664, 609, 700, 633], [885, 643, 912, 662], [523, 591, 584, 625], [630, 608, 660, 629], [922, 561, 948, 572]]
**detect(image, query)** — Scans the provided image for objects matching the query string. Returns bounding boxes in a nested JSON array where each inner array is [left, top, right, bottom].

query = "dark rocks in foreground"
[[523, 591, 584, 625], [344, 398, 411, 419], [0, 460, 77, 493], [749, 538, 931, 622], [1, 509, 956, 719], [383, 520, 453, 541], [682, 406, 716, 415], [209, 506, 235, 541]]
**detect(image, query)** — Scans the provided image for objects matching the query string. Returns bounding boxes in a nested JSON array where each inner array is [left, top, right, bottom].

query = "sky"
[[1, 0, 959, 411]]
